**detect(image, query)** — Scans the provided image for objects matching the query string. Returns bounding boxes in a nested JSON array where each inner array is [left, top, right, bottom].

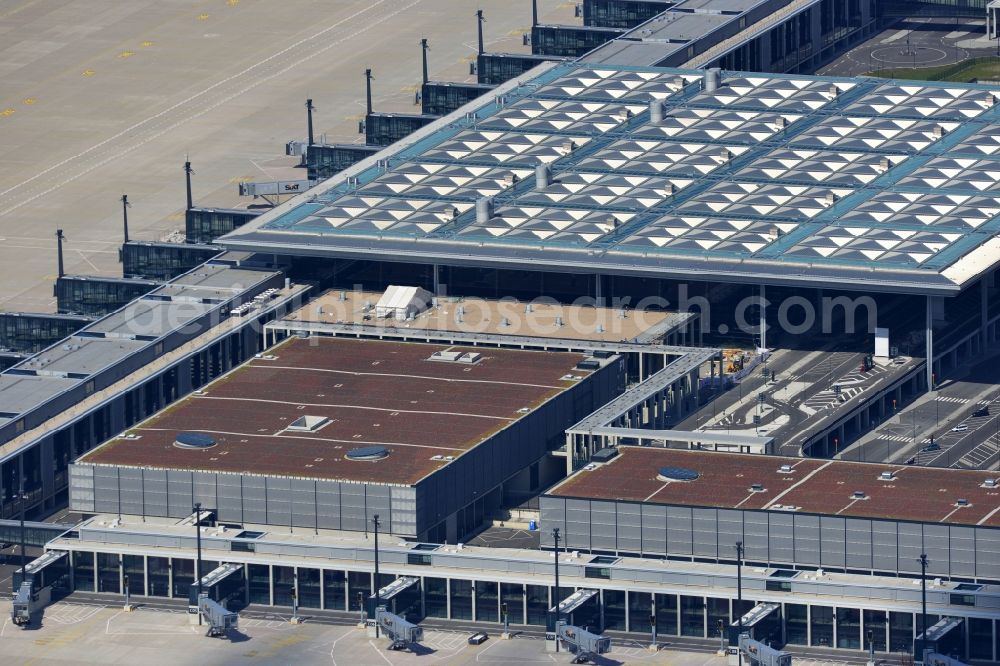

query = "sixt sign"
[[238, 180, 314, 197]]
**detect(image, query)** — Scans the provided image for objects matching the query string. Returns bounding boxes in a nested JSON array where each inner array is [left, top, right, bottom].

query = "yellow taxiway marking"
[[0, 108, 15, 117], [22, 97, 36, 105], [198, 13, 210, 20], [118, 50, 135, 59], [81, 69, 96, 77], [227, 0, 240, 6], [141, 40, 154, 48]]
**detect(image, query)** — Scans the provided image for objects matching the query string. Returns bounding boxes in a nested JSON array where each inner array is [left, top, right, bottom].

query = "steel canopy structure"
[[221, 62, 1000, 295]]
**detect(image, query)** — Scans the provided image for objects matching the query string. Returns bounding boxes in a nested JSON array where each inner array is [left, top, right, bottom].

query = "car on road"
[[921, 442, 941, 452], [951, 425, 969, 432], [468, 632, 489, 645]]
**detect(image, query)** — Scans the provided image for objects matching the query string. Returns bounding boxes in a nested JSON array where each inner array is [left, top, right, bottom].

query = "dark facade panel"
[[365, 113, 439, 147], [531, 25, 625, 58], [0, 313, 92, 354], [55, 276, 159, 317], [185, 208, 261, 245], [583, 0, 672, 29], [121, 242, 220, 281], [307, 144, 380, 181], [421, 82, 494, 116], [476, 53, 566, 86]]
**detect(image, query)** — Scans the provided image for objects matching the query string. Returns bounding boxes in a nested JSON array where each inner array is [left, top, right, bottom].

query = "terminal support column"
[[759, 285, 766, 352], [982, 273, 990, 352], [925, 295, 934, 393]]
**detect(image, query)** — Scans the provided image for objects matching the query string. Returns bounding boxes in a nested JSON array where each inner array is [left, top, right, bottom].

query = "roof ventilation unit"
[[703, 68, 720, 92], [824, 192, 838, 206], [475, 196, 494, 224], [345, 446, 389, 461], [878, 157, 891, 173], [287, 415, 331, 432], [777, 464, 793, 474], [982, 478, 998, 488], [773, 117, 787, 130], [955, 498, 970, 507], [933, 125, 946, 138], [536, 163, 551, 189], [749, 483, 766, 493], [503, 172, 519, 187], [658, 467, 699, 482], [718, 148, 731, 163], [851, 490, 868, 500], [828, 84, 839, 99], [879, 471, 896, 481], [562, 139, 576, 154]]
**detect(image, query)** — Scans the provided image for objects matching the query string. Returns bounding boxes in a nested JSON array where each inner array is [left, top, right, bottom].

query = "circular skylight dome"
[[174, 432, 217, 450], [657, 467, 699, 482], [346, 445, 389, 461]]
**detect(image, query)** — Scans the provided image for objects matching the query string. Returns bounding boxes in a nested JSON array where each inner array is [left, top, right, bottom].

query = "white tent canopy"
[[375, 285, 433, 319]]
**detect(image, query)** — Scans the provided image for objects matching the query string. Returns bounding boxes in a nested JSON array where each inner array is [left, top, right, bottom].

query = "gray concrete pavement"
[[0, 593, 886, 666], [818, 17, 994, 78], [0, 0, 570, 313], [841, 347, 1000, 470]]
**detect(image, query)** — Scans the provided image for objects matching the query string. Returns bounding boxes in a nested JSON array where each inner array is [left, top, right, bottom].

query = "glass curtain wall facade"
[[185, 208, 260, 245], [54, 554, 1000, 662]]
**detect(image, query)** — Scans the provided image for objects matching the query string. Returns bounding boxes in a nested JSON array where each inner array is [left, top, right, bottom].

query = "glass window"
[[97, 553, 119, 594], [889, 612, 913, 653], [273, 566, 294, 608], [681, 595, 705, 637], [707, 597, 730, 638], [348, 571, 371, 612], [172, 559, 193, 598], [585, 566, 611, 579], [297, 568, 321, 609], [655, 594, 678, 636], [604, 590, 626, 631], [811, 606, 834, 647], [450, 579, 473, 621], [629, 592, 653, 634], [864, 610, 887, 652], [786, 604, 808, 645], [526, 585, 549, 626], [837, 607, 861, 649], [147, 557, 169, 598], [122, 555, 145, 597], [425, 577, 448, 619], [248, 564, 270, 605], [72, 551, 95, 592], [501, 583, 524, 626], [475, 581, 499, 623], [969, 617, 993, 661], [323, 570, 346, 611]]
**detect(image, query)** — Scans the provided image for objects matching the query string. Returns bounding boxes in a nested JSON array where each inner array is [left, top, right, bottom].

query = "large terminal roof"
[[547, 446, 1000, 527], [79, 336, 592, 486], [220, 62, 1000, 295]]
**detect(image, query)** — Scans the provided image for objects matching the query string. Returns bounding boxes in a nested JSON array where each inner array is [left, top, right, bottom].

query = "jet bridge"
[[367, 576, 421, 623], [728, 603, 782, 649], [8, 550, 70, 626], [916, 617, 966, 664], [198, 594, 239, 638], [555, 621, 611, 663]]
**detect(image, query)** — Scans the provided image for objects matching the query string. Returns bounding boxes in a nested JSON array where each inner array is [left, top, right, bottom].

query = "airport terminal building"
[[5, 29, 1000, 665]]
